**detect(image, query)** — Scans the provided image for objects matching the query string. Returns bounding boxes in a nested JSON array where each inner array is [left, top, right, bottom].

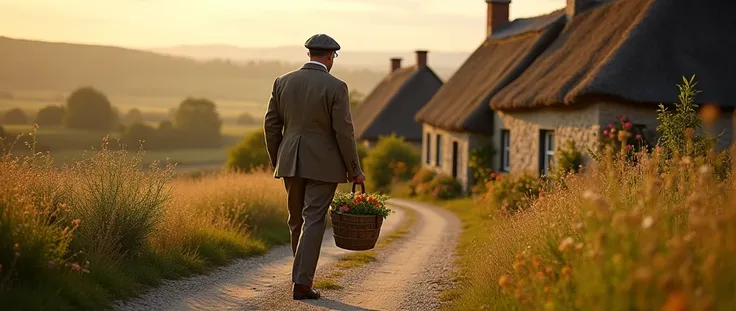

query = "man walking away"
[[263, 33, 366, 300]]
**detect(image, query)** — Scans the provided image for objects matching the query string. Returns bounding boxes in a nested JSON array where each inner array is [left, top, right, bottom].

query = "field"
[[0, 146, 289, 310], [1, 123, 261, 170]]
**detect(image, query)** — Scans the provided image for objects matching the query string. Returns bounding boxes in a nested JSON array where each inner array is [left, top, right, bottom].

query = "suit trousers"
[[283, 176, 338, 286]]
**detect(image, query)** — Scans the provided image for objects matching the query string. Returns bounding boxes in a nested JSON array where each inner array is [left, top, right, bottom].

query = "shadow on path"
[[304, 298, 380, 311]]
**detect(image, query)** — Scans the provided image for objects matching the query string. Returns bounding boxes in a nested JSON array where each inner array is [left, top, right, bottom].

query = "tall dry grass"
[[450, 145, 736, 310], [0, 136, 288, 310]]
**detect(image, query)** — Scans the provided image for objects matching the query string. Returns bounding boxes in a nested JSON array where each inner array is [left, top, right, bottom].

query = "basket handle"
[[352, 182, 366, 194]]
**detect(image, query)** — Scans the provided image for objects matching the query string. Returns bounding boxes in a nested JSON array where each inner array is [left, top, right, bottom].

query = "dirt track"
[[113, 199, 460, 311]]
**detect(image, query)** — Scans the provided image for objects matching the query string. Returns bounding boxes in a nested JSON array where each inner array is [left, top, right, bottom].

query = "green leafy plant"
[[656, 75, 719, 159], [227, 130, 271, 173], [483, 173, 543, 214], [428, 174, 463, 200], [555, 140, 584, 177], [468, 138, 496, 186], [362, 135, 420, 192]]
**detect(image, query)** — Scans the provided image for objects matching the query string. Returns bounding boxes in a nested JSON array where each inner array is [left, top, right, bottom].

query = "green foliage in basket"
[[331, 191, 393, 218]]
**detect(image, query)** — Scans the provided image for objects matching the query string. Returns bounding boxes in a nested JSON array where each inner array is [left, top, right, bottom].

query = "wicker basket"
[[330, 183, 384, 251]]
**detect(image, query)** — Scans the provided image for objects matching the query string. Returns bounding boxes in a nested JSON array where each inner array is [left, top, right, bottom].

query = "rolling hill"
[[0, 36, 387, 105]]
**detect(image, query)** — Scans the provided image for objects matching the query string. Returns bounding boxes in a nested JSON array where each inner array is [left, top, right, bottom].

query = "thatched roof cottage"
[[416, 0, 735, 191], [353, 51, 443, 147]]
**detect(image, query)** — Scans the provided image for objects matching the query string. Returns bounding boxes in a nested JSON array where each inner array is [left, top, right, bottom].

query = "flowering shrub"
[[409, 168, 437, 196], [554, 140, 583, 178], [331, 191, 393, 219], [482, 173, 543, 214], [362, 135, 420, 192], [428, 175, 463, 200]]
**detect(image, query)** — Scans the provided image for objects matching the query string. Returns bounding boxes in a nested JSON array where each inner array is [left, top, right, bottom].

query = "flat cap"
[[304, 34, 341, 51]]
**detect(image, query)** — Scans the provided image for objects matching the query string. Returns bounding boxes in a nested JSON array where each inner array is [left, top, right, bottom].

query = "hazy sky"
[[0, 0, 565, 52]]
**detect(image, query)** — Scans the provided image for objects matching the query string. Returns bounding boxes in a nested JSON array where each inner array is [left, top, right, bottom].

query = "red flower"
[[603, 130, 609, 136], [636, 134, 643, 141], [623, 122, 633, 130]]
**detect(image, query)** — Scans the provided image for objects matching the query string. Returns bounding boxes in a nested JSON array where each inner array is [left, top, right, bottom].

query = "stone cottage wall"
[[498, 101, 735, 175], [421, 123, 485, 192]]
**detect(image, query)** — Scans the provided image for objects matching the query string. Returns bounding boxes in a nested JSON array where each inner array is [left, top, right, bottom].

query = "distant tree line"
[[0, 87, 224, 150], [121, 98, 223, 150]]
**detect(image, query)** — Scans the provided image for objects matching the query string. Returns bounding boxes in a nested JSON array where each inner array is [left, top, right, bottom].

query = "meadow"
[[0, 142, 289, 310]]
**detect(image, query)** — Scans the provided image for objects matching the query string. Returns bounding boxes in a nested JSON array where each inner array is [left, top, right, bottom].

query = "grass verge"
[[0, 145, 289, 311]]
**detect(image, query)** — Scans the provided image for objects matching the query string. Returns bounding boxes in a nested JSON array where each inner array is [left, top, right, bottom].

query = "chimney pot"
[[567, 0, 598, 17], [390, 58, 402, 72], [486, 0, 511, 37], [416, 50, 428, 68]]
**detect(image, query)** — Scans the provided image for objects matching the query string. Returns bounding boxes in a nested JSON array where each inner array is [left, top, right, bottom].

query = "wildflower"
[[642, 216, 654, 229], [608, 124, 615, 129], [625, 145, 634, 152], [636, 134, 643, 141], [662, 291, 687, 311], [603, 130, 609, 136], [498, 274, 512, 288], [339, 205, 350, 213], [684, 128, 694, 139], [558, 237, 574, 252], [624, 122, 633, 130], [618, 130, 630, 142]]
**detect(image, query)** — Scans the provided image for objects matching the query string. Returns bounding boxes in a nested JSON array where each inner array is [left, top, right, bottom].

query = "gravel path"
[[113, 199, 460, 311]]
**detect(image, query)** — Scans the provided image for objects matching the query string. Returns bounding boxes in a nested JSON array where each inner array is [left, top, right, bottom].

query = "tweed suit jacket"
[[264, 62, 363, 183]]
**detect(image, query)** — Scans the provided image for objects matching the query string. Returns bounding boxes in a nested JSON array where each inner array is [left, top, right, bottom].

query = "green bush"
[[427, 174, 463, 200], [3, 108, 28, 125], [227, 130, 270, 172], [555, 140, 584, 177], [356, 142, 368, 169], [64, 87, 115, 131], [484, 173, 543, 214], [409, 168, 437, 196], [468, 138, 496, 186], [362, 135, 420, 192], [35, 106, 65, 127], [174, 98, 222, 148]]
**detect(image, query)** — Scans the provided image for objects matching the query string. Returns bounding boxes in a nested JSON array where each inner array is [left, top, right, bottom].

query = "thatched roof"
[[415, 10, 566, 134], [353, 66, 442, 141], [491, 0, 736, 110]]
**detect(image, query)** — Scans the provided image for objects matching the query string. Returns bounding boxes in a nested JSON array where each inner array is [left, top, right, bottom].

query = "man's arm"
[[264, 78, 283, 170], [331, 82, 363, 179]]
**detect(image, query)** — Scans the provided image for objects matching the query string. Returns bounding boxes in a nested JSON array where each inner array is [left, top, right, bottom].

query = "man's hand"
[[353, 173, 366, 184]]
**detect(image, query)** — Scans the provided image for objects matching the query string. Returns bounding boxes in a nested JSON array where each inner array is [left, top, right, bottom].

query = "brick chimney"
[[567, 0, 598, 17], [486, 0, 510, 37], [390, 58, 402, 73], [416, 50, 428, 68]]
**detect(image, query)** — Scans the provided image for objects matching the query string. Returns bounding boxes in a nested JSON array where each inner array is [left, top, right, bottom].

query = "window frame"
[[539, 130, 555, 176], [500, 129, 510, 172], [425, 133, 431, 164], [435, 134, 442, 167]]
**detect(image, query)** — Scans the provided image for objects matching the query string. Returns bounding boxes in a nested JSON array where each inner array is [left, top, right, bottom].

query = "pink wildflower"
[[339, 205, 350, 213], [636, 134, 643, 141], [603, 130, 609, 136], [624, 122, 633, 130], [625, 145, 634, 152]]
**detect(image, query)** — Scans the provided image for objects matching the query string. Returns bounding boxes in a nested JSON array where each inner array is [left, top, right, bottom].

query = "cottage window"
[[436, 134, 442, 167], [500, 130, 510, 172], [452, 141, 459, 178], [425, 133, 431, 164], [540, 130, 555, 176]]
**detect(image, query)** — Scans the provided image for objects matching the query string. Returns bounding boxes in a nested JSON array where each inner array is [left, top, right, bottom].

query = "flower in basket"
[[331, 191, 393, 219]]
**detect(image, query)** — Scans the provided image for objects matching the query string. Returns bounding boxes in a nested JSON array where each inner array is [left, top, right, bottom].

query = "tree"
[[124, 108, 144, 125], [35, 105, 65, 126], [64, 87, 114, 131], [227, 130, 270, 172], [122, 122, 156, 149], [349, 90, 365, 109], [3, 108, 28, 125], [174, 98, 222, 148]]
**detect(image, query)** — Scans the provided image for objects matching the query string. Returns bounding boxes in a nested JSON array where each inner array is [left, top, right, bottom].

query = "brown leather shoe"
[[293, 283, 321, 300]]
